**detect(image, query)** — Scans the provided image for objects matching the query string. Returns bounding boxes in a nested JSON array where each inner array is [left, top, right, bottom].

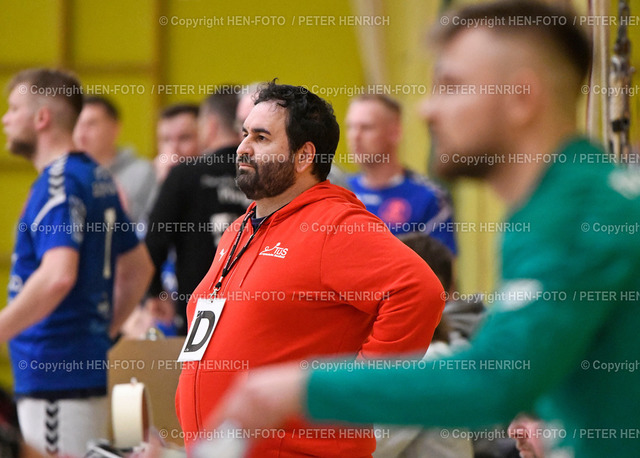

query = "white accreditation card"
[[177, 297, 226, 362]]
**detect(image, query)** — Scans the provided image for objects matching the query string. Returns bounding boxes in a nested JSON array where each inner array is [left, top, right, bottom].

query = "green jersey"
[[306, 138, 640, 457]]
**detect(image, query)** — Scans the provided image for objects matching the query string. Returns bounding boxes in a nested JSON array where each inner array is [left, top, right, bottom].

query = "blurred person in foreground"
[[508, 414, 546, 458], [212, 2, 640, 457]]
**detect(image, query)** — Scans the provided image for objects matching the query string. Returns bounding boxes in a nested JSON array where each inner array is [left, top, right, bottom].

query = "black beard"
[[235, 153, 296, 200], [8, 139, 36, 159], [434, 153, 493, 180]]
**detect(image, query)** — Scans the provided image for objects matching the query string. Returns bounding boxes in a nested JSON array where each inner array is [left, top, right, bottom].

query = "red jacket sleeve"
[[320, 209, 445, 359]]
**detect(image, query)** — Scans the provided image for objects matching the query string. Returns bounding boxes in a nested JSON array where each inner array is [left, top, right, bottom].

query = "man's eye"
[[257, 135, 266, 141]]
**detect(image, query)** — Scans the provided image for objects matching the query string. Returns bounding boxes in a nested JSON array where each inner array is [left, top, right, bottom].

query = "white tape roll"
[[112, 379, 152, 448]]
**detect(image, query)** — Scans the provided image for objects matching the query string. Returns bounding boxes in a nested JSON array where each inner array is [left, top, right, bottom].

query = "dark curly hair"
[[254, 80, 340, 181]]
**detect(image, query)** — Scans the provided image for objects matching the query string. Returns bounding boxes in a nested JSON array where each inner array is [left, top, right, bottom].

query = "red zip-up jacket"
[[175, 181, 444, 457]]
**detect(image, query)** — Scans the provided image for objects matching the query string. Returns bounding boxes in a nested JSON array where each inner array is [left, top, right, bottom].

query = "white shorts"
[[17, 396, 108, 457]]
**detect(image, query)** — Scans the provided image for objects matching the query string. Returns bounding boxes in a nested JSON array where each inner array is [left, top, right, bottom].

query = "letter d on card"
[[178, 298, 226, 362]]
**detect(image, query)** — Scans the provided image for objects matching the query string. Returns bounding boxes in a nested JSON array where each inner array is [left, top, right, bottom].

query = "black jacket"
[[145, 146, 249, 334]]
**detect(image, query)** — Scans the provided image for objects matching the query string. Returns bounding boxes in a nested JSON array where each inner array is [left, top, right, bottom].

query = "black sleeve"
[[144, 165, 185, 296]]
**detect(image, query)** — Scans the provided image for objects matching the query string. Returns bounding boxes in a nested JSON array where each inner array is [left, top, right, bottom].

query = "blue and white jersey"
[[347, 171, 457, 254], [8, 152, 139, 398]]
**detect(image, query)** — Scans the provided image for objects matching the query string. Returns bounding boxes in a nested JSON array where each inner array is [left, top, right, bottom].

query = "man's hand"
[[145, 296, 176, 324], [210, 362, 310, 431]]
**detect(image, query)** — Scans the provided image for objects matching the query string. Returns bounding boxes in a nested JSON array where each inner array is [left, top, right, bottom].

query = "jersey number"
[[103, 208, 116, 279]]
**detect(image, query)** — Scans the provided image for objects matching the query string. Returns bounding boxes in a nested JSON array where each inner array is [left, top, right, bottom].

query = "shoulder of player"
[[503, 171, 640, 284], [400, 172, 454, 214], [37, 153, 86, 194], [164, 164, 236, 201], [26, 154, 93, 219], [345, 173, 361, 189]]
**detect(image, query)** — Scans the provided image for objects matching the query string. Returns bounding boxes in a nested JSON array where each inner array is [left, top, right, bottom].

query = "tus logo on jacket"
[[259, 242, 288, 259]]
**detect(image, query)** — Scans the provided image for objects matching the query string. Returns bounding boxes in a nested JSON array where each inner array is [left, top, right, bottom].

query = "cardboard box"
[[108, 337, 184, 446]]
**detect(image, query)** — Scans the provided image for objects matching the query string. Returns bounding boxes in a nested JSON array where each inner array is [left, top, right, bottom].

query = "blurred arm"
[[0, 247, 78, 342], [110, 243, 154, 337]]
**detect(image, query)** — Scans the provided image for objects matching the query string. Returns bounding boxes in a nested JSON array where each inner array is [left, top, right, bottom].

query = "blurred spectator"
[[235, 83, 261, 132], [74, 96, 156, 226], [124, 104, 200, 338], [145, 88, 249, 334], [345, 94, 456, 252], [154, 103, 200, 183]]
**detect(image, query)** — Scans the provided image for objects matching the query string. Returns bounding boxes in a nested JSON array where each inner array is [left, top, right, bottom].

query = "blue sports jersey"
[[8, 152, 139, 398], [347, 171, 457, 254]]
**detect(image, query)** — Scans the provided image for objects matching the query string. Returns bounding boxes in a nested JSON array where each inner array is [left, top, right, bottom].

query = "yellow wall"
[[0, 0, 639, 391], [0, 0, 365, 390], [381, 0, 505, 295]]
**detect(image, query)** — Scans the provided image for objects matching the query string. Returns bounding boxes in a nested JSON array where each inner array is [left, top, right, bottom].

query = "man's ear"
[[34, 105, 51, 132], [505, 68, 542, 128], [389, 118, 402, 148], [295, 141, 316, 173]]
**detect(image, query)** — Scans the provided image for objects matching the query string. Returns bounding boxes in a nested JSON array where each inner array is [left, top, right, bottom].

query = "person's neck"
[[490, 123, 578, 208], [361, 161, 403, 189], [33, 133, 75, 173], [254, 176, 318, 218], [93, 148, 118, 168]]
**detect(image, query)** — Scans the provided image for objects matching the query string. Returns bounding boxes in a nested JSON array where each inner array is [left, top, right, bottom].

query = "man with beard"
[[211, 2, 640, 458], [1, 68, 153, 456], [175, 81, 445, 457]]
